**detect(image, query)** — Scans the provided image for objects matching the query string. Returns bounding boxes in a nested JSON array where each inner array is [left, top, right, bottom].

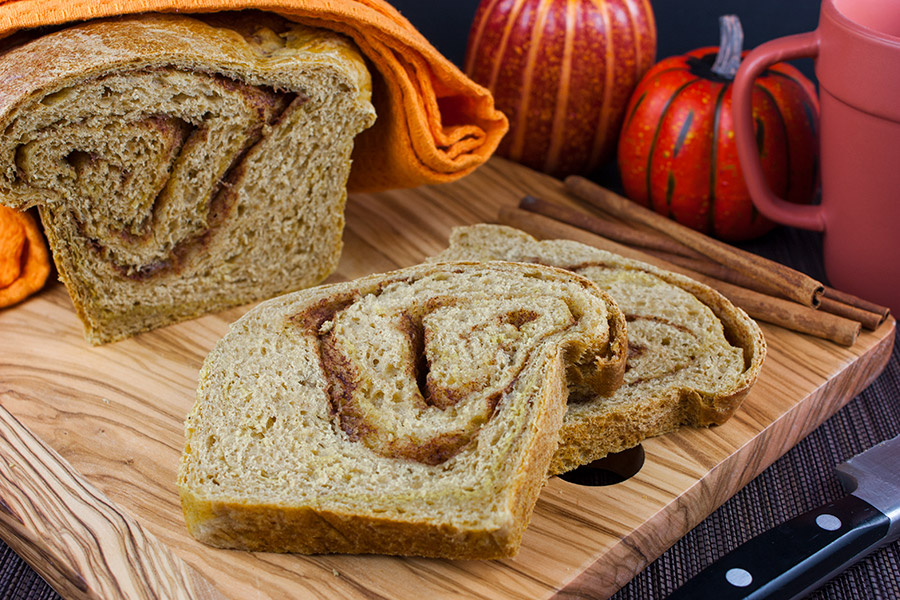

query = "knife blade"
[[666, 432, 900, 600]]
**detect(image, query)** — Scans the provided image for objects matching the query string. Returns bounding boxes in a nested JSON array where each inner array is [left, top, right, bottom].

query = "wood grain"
[[0, 157, 894, 599], [0, 402, 224, 600]]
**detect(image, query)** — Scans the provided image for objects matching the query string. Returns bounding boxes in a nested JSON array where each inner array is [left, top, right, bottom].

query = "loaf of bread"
[[0, 12, 376, 344], [178, 260, 627, 558], [431, 225, 766, 475]]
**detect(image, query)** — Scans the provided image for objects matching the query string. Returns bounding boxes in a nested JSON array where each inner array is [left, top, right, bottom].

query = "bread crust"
[[180, 354, 568, 559], [0, 12, 372, 119], [178, 261, 625, 558]]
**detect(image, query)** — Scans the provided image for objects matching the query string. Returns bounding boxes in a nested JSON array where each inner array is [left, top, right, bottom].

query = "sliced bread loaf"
[[430, 225, 766, 475], [178, 260, 627, 558], [0, 12, 376, 344]]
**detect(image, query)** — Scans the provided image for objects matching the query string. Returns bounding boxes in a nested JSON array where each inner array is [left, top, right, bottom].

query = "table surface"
[[1, 222, 898, 600]]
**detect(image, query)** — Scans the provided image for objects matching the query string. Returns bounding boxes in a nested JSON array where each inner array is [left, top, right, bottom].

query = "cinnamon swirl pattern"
[[0, 13, 376, 343], [178, 261, 627, 558], [431, 225, 767, 475]]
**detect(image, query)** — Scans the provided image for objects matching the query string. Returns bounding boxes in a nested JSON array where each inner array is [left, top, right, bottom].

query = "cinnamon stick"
[[519, 195, 705, 260], [510, 190, 887, 334], [817, 297, 886, 331], [520, 193, 887, 330], [520, 194, 783, 295], [639, 248, 885, 331], [822, 287, 890, 325], [564, 175, 825, 308], [520, 194, 789, 296], [497, 207, 861, 346], [639, 249, 784, 295]]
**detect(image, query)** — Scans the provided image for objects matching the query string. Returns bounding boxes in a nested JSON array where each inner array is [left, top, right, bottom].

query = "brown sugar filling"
[[623, 314, 700, 385], [50, 71, 306, 279], [291, 292, 544, 466]]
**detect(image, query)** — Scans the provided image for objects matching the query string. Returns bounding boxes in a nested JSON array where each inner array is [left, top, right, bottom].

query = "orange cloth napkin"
[[0, 206, 50, 308], [0, 0, 508, 192]]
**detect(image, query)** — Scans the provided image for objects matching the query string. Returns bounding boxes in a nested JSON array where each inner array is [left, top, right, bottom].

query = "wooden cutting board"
[[0, 157, 894, 600]]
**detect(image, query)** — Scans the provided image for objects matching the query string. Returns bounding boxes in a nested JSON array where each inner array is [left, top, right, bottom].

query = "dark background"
[[389, 0, 820, 82]]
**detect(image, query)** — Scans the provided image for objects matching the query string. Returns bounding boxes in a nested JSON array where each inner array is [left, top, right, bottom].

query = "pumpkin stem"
[[711, 15, 744, 79]]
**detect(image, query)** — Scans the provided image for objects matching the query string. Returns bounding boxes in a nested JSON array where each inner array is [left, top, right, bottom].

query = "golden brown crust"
[[178, 261, 620, 558], [551, 263, 766, 474], [180, 354, 568, 559], [0, 12, 372, 120]]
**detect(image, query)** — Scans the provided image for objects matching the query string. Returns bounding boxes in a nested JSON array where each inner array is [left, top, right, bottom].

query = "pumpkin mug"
[[733, 0, 900, 314]]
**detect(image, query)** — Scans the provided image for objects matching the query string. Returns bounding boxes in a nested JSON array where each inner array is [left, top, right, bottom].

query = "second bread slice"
[[178, 260, 626, 559], [431, 225, 766, 475]]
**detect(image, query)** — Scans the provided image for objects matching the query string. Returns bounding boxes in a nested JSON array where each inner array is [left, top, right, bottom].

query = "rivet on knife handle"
[[666, 432, 900, 599], [665, 494, 890, 599]]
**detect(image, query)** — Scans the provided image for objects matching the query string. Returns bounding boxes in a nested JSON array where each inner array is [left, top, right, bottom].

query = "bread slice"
[[431, 225, 766, 475], [178, 260, 626, 559], [0, 12, 376, 344]]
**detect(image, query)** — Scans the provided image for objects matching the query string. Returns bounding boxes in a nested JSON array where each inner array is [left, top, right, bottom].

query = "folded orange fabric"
[[0, 0, 508, 192], [0, 206, 50, 308]]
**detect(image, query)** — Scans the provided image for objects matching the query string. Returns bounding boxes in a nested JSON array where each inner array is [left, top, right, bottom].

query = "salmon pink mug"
[[733, 0, 900, 314]]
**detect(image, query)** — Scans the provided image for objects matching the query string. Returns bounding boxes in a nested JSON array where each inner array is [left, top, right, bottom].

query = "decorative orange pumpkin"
[[464, 0, 657, 178], [617, 16, 819, 241]]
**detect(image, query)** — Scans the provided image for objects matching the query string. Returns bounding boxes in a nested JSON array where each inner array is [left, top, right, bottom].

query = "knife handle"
[[666, 494, 891, 600]]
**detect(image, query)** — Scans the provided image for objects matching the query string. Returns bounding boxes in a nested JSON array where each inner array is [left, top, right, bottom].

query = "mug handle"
[[733, 31, 826, 232]]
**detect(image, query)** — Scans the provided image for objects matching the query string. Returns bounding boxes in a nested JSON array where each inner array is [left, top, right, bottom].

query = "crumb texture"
[[0, 12, 376, 343], [431, 225, 766, 474], [178, 261, 626, 558]]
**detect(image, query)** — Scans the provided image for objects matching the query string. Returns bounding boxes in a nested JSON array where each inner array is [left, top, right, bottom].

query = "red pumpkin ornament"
[[464, 0, 657, 178], [618, 16, 819, 241]]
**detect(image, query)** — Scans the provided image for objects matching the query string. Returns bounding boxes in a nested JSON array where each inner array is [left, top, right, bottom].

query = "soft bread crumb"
[[178, 261, 627, 558], [0, 13, 376, 344]]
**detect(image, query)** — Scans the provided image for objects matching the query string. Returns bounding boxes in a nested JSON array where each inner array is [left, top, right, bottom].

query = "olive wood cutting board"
[[0, 157, 894, 600]]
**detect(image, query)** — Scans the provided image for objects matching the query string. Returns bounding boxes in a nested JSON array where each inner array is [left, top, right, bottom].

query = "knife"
[[666, 433, 900, 600]]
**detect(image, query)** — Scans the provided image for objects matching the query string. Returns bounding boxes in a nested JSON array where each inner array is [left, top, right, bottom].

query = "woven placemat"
[[614, 341, 900, 600], [1, 228, 897, 599], [613, 227, 900, 600]]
